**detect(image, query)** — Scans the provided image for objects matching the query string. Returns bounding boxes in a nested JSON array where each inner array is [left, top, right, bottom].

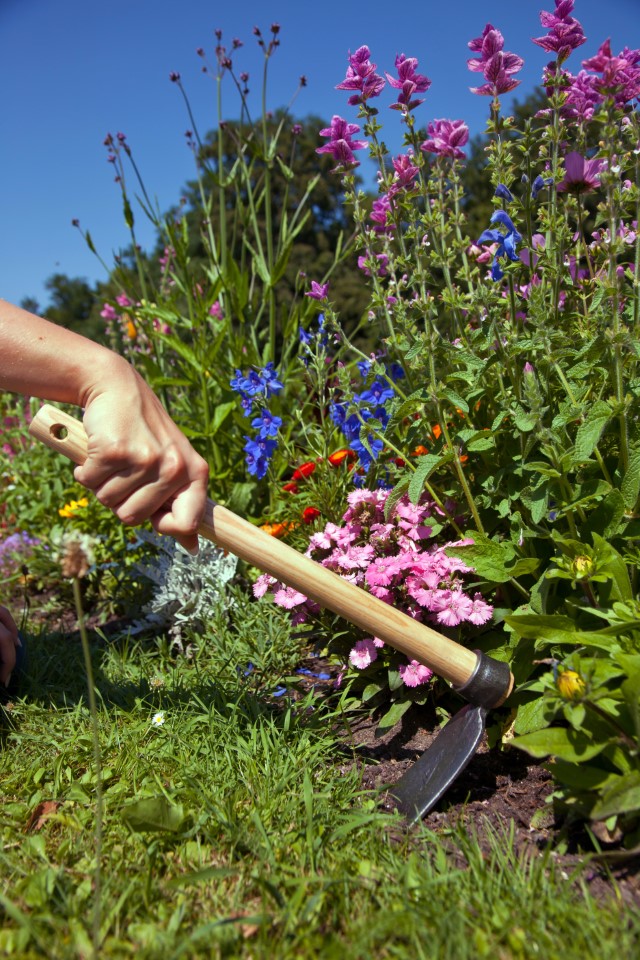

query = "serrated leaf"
[[445, 535, 516, 583], [512, 407, 538, 432], [621, 449, 640, 510], [408, 453, 450, 504], [573, 415, 610, 463], [491, 412, 508, 431], [384, 477, 410, 519], [438, 387, 469, 413]]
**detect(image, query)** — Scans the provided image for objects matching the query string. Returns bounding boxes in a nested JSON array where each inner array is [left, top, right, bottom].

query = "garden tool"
[[29, 404, 514, 822]]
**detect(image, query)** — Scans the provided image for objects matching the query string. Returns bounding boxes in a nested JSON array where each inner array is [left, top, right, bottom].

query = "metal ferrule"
[[454, 651, 512, 709]]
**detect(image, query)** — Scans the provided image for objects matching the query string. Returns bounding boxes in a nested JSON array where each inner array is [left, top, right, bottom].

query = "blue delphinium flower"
[[251, 409, 283, 439], [494, 182, 514, 202], [357, 379, 395, 406], [531, 174, 554, 200], [478, 209, 522, 281], [260, 362, 284, 396], [243, 435, 278, 480], [232, 363, 284, 478]]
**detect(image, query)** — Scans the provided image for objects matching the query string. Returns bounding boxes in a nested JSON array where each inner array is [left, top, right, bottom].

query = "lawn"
[[1, 589, 638, 959]]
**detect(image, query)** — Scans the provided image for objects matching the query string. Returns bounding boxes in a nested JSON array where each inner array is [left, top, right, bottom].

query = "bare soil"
[[340, 699, 640, 909]]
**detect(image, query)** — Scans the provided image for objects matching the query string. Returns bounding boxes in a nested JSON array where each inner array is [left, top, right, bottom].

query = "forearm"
[[0, 299, 132, 406]]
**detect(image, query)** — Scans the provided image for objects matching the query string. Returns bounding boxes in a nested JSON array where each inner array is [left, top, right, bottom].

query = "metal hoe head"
[[390, 651, 511, 822]]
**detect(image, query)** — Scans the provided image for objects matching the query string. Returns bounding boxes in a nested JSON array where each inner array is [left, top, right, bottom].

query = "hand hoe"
[[30, 405, 514, 822]]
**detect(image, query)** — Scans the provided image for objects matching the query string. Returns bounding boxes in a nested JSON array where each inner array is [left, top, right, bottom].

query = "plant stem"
[[72, 578, 103, 958]]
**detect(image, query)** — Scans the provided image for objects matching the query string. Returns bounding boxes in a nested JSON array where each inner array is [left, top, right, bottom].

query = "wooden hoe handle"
[[29, 404, 513, 702]]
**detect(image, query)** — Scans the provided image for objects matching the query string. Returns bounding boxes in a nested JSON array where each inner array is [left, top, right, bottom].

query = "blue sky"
[[1, 0, 638, 308]]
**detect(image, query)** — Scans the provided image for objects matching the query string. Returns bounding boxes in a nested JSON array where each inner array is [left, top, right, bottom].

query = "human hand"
[[0, 605, 19, 687], [74, 358, 209, 554]]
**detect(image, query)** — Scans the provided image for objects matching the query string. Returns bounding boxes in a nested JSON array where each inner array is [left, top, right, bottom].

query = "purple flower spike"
[[532, 1, 586, 64], [336, 45, 385, 105], [582, 40, 640, 107], [316, 116, 368, 171], [386, 53, 431, 111], [467, 23, 523, 97], [420, 119, 469, 160]]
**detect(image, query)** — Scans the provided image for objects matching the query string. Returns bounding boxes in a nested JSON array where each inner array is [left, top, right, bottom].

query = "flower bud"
[[556, 669, 586, 701]]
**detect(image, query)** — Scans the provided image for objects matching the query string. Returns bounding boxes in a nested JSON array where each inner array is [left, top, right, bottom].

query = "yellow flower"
[[125, 319, 137, 339], [572, 555, 594, 578], [556, 669, 586, 701], [58, 497, 89, 518]]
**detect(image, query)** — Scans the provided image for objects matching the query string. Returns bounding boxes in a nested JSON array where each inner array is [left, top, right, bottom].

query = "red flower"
[[327, 448, 355, 466], [301, 507, 321, 524], [282, 481, 299, 494], [292, 460, 318, 479]]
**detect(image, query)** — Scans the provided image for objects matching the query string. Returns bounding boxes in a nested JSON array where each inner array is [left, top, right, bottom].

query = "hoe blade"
[[390, 704, 487, 823]]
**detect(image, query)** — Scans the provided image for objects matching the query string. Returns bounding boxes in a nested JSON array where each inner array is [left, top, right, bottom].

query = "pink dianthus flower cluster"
[[253, 488, 493, 688]]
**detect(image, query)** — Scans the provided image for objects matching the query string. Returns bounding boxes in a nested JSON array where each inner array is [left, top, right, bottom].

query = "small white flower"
[[151, 712, 166, 727]]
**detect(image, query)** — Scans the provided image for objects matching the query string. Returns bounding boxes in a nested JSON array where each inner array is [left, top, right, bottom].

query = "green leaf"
[[621, 448, 640, 510], [269, 239, 294, 287], [408, 453, 451, 504], [121, 796, 186, 833], [438, 387, 469, 414], [362, 682, 385, 703], [591, 532, 632, 602], [512, 727, 609, 763], [504, 613, 622, 651], [590, 771, 640, 820], [374, 699, 412, 737], [445, 535, 516, 583], [551, 759, 616, 792], [585, 490, 626, 540], [572, 416, 610, 464], [209, 401, 237, 437], [384, 477, 410, 520], [513, 696, 547, 735], [512, 406, 538, 432]]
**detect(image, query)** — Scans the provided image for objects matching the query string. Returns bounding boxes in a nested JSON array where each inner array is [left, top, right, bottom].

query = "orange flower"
[[124, 319, 137, 340], [301, 507, 321, 524], [327, 448, 355, 467], [260, 521, 294, 539], [292, 460, 318, 480], [282, 481, 299, 494], [411, 445, 429, 456], [431, 424, 442, 440]]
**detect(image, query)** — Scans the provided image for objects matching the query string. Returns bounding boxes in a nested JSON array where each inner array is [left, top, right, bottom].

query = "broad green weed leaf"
[[512, 727, 609, 762], [445, 535, 517, 583], [122, 796, 186, 834]]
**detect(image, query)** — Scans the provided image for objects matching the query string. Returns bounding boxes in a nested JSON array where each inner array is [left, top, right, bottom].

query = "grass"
[[1, 587, 639, 959]]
